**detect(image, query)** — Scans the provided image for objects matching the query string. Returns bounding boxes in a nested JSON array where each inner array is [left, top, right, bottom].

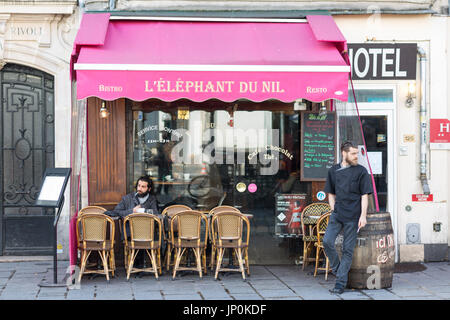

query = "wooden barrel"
[[336, 211, 395, 289]]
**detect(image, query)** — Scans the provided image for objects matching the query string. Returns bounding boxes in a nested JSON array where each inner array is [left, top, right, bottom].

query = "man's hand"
[[358, 215, 367, 230], [133, 204, 141, 212]]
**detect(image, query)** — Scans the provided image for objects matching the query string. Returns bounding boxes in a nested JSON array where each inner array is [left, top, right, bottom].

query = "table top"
[[153, 180, 191, 185]]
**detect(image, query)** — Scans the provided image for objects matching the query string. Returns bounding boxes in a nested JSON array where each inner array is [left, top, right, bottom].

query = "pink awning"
[[71, 14, 350, 102]]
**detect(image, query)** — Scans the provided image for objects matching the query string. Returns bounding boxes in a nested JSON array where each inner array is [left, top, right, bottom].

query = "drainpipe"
[[418, 46, 430, 194]]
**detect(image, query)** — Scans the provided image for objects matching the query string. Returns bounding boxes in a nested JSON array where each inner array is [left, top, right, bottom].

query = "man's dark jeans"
[[323, 213, 358, 288]]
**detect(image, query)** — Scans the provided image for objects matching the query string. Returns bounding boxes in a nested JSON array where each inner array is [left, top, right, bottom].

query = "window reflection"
[[131, 106, 310, 264]]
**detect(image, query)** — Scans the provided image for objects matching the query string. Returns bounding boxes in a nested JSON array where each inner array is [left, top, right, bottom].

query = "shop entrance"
[[0, 64, 55, 255], [358, 109, 395, 241], [130, 102, 307, 264], [337, 85, 397, 261]]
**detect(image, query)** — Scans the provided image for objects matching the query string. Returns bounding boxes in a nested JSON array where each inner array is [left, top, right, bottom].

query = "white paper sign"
[[37, 176, 66, 201], [358, 146, 383, 175], [367, 151, 383, 175]]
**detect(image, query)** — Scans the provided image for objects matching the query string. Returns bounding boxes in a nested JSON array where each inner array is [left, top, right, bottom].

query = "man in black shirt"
[[323, 141, 373, 294]]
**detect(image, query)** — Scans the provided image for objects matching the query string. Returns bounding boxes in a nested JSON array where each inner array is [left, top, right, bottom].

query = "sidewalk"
[[0, 260, 449, 300]]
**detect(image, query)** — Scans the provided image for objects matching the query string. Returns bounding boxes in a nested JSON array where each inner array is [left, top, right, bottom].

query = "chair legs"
[[78, 250, 91, 283], [78, 250, 113, 282], [302, 241, 309, 270], [127, 249, 137, 280], [172, 247, 184, 279], [235, 248, 246, 280], [214, 248, 225, 279], [214, 247, 246, 280], [244, 248, 250, 276], [172, 247, 206, 279], [314, 245, 320, 277], [314, 246, 330, 280], [210, 245, 216, 270], [166, 243, 172, 271], [146, 249, 159, 279]]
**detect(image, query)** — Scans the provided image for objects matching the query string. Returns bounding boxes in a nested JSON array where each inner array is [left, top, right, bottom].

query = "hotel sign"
[[348, 43, 417, 80], [430, 118, 450, 150]]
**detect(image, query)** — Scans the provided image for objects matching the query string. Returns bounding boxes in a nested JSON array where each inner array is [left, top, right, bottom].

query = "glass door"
[[358, 109, 394, 217]]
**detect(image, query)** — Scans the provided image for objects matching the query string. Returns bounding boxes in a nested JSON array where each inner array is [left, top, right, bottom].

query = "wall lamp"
[[99, 100, 110, 118], [318, 101, 327, 116], [405, 82, 416, 108]]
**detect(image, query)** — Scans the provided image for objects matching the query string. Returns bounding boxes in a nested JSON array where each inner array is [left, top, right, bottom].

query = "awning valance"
[[71, 14, 350, 102]]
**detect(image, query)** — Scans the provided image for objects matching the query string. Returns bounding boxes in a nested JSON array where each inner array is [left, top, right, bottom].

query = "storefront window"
[[130, 102, 312, 264], [348, 89, 394, 103]]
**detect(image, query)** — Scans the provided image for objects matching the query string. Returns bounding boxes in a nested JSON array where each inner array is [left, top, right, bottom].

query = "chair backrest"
[[316, 212, 331, 246], [124, 213, 161, 245], [209, 205, 240, 216], [212, 211, 250, 245], [301, 202, 331, 235], [76, 213, 114, 244], [171, 210, 208, 244], [78, 206, 107, 216], [162, 204, 192, 218], [162, 205, 192, 235]]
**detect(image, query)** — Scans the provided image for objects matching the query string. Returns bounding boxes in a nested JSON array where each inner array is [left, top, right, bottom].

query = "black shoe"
[[329, 286, 344, 294]]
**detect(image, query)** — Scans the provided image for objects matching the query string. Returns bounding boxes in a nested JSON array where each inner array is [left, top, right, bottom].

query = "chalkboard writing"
[[301, 112, 336, 181]]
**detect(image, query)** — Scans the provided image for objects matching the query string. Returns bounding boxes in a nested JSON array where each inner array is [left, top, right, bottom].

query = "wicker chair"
[[211, 211, 250, 280], [314, 212, 332, 280], [76, 212, 115, 282], [162, 204, 192, 271], [171, 210, 208, 279], [78, 206, 107, 215], [123, 213, 162, 280], [208, 205, 241, 270], [300, 202, 331, 270]]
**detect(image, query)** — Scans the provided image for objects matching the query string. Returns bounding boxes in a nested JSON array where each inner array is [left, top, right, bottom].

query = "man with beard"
[[107, 176, 160, 270], [323, 141, 373, 294], [110, 176, 159, 218]]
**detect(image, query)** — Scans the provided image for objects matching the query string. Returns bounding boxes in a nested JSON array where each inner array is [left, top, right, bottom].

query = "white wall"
[[334, 14, 449, 261], [0, 6, 79, 260]]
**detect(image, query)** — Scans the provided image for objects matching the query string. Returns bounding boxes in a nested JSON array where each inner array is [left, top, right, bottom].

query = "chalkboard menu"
[[300, 112, 337, 181]]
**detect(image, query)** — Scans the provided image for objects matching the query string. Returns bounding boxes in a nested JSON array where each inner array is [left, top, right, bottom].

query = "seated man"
[[106, 175, 161, 271], [109, 175, 160, 218]]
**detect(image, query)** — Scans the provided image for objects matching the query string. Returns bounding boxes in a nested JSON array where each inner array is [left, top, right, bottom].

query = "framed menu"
[[300, 111, 337, 181], [35, 168, 71, 207]]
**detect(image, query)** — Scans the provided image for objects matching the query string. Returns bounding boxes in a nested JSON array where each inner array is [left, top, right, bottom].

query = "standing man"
[[323, 141, 373, 294]]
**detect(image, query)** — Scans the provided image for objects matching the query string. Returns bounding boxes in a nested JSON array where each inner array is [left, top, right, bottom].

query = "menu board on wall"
[[300, 112, 337, 181], [275, 193, 308, 238]]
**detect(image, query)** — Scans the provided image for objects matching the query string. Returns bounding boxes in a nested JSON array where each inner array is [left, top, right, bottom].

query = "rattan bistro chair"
[[78, 206, 107, 215], [208, 205, 241, 270], [162, 205, 192, 271], [314, 212, 332, 280], [300, 202, 331, 270], [171, 210, 209, 279], [123, 213, 162, 280], [211, 211, 250, 280], [76, 212, 115, 282]]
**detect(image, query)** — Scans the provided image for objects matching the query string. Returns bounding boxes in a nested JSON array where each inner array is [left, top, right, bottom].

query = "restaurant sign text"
[[144, 79, 286, 94]]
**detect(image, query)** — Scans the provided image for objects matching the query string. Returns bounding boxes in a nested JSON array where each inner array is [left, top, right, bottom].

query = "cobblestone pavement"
[[0, 260, 449, 300]]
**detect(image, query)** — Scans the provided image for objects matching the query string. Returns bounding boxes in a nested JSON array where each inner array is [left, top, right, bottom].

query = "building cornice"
[[0, 1, 77, 14]]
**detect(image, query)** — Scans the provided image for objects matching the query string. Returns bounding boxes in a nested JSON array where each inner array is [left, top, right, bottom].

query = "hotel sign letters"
[[348, 43, 417, 80]]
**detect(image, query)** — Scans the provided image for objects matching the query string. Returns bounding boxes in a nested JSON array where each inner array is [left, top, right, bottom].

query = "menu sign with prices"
[[300, 112, 337, 181]]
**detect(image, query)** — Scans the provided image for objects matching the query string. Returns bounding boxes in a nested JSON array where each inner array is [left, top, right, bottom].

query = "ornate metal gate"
[[0, 63, 55, 255]]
